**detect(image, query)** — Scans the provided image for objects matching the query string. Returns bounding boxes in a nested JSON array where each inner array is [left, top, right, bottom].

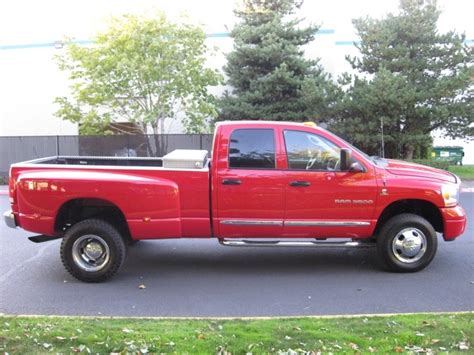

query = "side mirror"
[[340, 148, 351, 171], [349, 162, 365, 173]]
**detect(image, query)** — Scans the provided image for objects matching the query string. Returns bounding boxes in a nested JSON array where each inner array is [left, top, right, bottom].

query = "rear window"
[[228, 129, 275, 169]]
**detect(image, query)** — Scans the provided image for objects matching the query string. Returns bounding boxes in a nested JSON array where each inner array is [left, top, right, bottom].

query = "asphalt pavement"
[[0, 184, 473, 317]]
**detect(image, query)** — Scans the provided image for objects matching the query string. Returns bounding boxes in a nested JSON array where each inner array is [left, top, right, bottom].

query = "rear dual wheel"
[[60, 219, 126, 282], [377, 214, 437, 272]]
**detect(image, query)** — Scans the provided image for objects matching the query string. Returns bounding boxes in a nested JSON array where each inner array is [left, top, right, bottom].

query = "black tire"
[[60, 219, 126, 282], [377, 213, 437, 272]]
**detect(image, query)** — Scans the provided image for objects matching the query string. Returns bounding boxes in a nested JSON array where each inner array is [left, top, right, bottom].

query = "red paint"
[[6, 121, 467, 243]]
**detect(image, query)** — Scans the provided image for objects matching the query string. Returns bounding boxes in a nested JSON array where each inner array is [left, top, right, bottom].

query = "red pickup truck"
[[4, 121, 467, 282]]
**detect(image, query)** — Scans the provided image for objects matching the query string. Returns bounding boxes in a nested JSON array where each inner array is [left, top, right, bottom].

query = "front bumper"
[[441, 205, 467, 241], [3, 210, 17, 229]]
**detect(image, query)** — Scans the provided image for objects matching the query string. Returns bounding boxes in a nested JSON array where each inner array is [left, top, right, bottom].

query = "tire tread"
[[60, 219, 126, 282]]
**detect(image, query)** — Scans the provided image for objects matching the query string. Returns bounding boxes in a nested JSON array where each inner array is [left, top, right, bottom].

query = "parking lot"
[[0, 183, 472, 317]]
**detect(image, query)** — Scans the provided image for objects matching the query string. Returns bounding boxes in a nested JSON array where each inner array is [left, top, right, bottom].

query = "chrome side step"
[[218, 239, 375, 248]]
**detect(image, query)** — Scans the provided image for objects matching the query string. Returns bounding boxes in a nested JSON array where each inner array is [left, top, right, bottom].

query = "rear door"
[[215, 127, 285, 237]]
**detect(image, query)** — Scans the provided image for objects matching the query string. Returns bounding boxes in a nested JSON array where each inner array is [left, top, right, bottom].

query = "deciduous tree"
[[55, 13, 222, 146]]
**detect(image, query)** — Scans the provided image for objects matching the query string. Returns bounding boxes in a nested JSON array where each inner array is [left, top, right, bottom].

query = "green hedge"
[[410, 159, 450, 170]]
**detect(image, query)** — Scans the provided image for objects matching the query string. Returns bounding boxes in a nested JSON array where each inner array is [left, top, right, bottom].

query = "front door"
[[282, 129, 378, 238], [216, 128, 285, 237]]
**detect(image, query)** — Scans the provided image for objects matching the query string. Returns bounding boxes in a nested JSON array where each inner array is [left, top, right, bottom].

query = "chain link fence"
[[0, 134, 213, 177]]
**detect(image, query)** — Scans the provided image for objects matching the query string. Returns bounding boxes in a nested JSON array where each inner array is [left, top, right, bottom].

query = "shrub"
[[410, 159, 450, 170]]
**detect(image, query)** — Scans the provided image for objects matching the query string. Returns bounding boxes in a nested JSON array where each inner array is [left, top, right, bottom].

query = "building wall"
[[0, 0, 472, 161]]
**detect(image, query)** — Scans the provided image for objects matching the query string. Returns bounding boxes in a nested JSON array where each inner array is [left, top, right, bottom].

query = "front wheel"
[[377, 214, 437, 272], [60, 219, 126, 282]]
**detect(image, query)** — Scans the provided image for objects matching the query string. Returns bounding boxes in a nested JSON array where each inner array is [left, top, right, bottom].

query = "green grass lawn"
[[1, 313, 472, 353], [450, 165, 474, 180]]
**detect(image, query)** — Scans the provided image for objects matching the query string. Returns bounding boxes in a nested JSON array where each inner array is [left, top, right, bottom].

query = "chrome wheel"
[[391, 227, 427, 264], [72, 235, 110, 272]]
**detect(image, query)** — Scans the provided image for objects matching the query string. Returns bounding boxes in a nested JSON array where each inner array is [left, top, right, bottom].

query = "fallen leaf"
[[55, 336, 66, 341], [394, 346, 403, 353], [349, 342, 359, 350], [43, 343, 52, 349], [122, 328, 134, 334], [458, 342, 469, 350], [431, 339, 440, 344], [416, 332, 425, 337], [368, 346, 376, 353], [197, 334, 205, 340]]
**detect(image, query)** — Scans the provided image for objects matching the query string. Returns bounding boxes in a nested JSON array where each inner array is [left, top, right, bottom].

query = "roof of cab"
[[216, 120, 322, 130]]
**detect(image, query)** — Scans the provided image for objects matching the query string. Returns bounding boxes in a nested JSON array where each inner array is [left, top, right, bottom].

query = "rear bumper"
[[441, 205, 467, 241], [3, 210, 17, 229]]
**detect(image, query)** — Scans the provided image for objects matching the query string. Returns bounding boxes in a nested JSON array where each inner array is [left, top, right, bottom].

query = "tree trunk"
[[403, 144, 415, 160], [155, 118, 168, 156], [142, 123, 154, 157]]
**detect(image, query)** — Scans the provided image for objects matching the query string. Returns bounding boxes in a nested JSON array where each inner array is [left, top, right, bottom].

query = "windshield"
[[325, 130, 386, 166]]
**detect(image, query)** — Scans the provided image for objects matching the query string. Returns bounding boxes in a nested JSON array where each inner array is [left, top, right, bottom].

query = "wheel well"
[[374, 199, 443, 235], [55, 198, 131, 241]]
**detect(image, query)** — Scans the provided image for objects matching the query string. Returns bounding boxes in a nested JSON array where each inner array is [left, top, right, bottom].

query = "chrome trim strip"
[[285, 221, 370, 227], [220, 220, 283, 226], [12, 162, 209, 173], [219, 239, 375, 248]]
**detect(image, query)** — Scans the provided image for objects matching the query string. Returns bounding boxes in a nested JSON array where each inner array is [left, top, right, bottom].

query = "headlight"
[[441, 184, 459, 207]]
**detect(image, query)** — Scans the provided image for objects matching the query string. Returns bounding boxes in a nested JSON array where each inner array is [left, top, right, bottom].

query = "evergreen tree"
[[333, 0, 473, 159], [219, 0, 336, 122]]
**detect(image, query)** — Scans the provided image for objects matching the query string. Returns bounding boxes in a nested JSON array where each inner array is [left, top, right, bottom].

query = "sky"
[[0, 0, 472, 159], [0, 0, 472, 46]]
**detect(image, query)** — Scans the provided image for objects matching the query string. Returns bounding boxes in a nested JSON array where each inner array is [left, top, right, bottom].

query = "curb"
[[0, 310, 473, 321]]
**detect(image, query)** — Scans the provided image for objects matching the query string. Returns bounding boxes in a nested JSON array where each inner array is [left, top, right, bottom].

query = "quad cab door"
[[282, 129, 378, 238], [215, 126, 285, 237]]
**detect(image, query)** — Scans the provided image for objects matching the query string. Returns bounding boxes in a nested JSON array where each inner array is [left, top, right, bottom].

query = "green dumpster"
[[432, 146, 464, 165]]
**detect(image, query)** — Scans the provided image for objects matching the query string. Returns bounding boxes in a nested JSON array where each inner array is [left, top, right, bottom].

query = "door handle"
[[222, 179, 241, 185], [289, 180, 311, 187]]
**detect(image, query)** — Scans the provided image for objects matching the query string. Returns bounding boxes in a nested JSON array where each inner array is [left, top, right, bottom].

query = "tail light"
[[8, 176, 16, 205]]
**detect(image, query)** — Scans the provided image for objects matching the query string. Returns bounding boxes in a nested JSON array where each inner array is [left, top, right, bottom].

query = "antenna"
[[380, 117, 385, 158]]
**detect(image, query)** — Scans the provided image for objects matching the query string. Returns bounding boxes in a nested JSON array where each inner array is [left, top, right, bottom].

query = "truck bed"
[[26, 156, 165, 167], [9, 155, 212, 239], [22, 153, 210, 169]]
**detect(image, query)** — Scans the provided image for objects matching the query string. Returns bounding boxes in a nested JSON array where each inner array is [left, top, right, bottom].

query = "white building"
[[0, 0, 472, 161]]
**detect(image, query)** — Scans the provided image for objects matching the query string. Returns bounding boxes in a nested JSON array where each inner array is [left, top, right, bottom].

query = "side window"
[[284, 130, 341, 171], [229, 129, 275, 169]]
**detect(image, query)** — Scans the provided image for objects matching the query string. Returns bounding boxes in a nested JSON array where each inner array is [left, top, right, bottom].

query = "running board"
[[218, 239, 375, 248], [28, 235, 62, 243]]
